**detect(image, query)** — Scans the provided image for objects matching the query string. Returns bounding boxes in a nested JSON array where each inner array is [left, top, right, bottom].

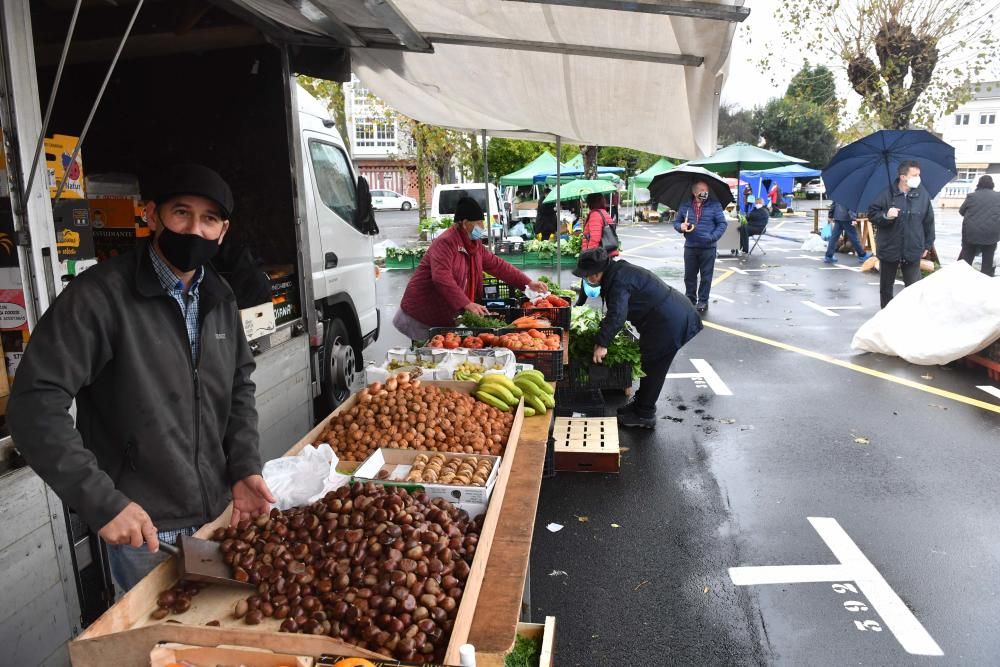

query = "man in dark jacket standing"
[[958, 174, 1000, 276], [8, 164, 274, 591], [673, 181, 728, 313], [867, 160, 936, 308], [574, 248, 703, 429]]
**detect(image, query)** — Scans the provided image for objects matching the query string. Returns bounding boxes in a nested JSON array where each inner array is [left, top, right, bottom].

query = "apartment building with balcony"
[[937, 81, 1000, 206]]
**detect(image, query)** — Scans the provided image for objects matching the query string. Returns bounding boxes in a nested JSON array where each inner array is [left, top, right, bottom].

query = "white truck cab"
[[431, 182, 507, 227]]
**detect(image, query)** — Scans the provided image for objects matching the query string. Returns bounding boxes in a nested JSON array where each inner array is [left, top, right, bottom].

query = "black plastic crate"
[[495, 327, 564, 381], [554, 388, 606, 417], [563, 360, 633, 391], [516, 303, 572, 330], [495, 240, 525, 255]]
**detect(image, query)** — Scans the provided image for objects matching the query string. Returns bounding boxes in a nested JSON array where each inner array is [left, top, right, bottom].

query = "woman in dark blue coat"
[[574, 248, 703, 428]]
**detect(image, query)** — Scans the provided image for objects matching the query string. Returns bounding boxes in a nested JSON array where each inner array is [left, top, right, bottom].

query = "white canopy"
[[233, 0, 744, 158]]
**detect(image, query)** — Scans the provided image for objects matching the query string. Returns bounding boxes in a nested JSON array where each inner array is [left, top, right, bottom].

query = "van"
[[431, 183, 507, 227]]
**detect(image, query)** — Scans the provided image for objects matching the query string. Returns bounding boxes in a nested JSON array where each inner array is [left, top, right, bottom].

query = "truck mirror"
[[354, 175, 380, 235]]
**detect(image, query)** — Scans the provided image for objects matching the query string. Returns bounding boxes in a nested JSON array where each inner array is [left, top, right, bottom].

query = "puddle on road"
[[653, 266, 685, 280]]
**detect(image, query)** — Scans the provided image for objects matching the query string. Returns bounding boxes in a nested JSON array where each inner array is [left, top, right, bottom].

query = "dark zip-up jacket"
[[8, 243, 261, 532], [596, 260, 703, 356], [867, 184, 935, 263]]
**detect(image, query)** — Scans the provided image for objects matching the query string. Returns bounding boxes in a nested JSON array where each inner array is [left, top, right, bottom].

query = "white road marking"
[[730, 517, 943, 657], [977, 385, 1000, 400], [691, 359, 733, 395], [730, 266, 767, 275], [820, 265, 863, 273], [759, 281, 797, 292], [791, 255, 824, 261], [712, 294, 735, 303], [801, 300, 861, 317], [665, 359, 733, 395]]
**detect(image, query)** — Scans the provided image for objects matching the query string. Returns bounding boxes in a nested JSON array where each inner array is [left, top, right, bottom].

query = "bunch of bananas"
[[453, 361, 485, 382], [473, 370, 554, 417]]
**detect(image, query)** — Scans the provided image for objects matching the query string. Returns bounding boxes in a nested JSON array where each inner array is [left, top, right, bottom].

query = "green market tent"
[[633, 157, 676, 188], [688, 142, 806, 176], [544, 172, 620, 185], [542, 179, 617, 203], [565, 154, 584, 170], [499, 151, 564, 186]]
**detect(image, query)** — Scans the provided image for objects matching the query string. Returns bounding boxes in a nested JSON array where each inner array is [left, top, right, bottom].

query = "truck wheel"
[[320, 319, 356, 414], [401, 201, 412, 211]]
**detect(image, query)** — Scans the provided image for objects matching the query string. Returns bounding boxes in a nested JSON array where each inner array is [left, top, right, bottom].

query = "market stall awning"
[[633, 158, 676, 188], [532, 165, 625, 184], [224, 0, 744, 158], [743, 164, 822, 178], [499, 151, 562, 186]]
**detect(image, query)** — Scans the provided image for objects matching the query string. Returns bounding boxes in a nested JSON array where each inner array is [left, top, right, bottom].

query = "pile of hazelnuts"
[[216, 482, 482, 662]]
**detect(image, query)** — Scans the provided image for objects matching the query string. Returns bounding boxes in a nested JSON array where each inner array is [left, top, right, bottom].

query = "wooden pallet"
[[552, 417, 620, 473]]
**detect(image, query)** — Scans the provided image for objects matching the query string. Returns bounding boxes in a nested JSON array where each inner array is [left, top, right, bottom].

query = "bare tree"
[[776, 0, 1000, 128]]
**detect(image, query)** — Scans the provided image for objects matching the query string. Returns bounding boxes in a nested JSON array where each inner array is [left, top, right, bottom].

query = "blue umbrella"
[[822, 130, 956, 213]]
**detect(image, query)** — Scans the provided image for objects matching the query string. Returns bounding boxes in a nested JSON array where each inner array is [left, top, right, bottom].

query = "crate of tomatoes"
[[426, 327, 498, 349], [494, 327, 564, 381]]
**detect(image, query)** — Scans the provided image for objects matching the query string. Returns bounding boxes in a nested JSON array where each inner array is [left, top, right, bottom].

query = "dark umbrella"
[[822, 130, 956, 213], [648, 164, 735, 210]]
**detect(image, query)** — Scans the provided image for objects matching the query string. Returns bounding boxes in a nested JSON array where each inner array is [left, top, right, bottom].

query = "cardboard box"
[[241, 301, 277, 341], [352, 448, 501, 518], [0, 267, 27, 332], [52, 200, 95, 261], [44, 134, 85, 199], [150, 642, 313, 667]]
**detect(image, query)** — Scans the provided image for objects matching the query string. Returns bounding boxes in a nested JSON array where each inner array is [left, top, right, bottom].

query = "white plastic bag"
[[263, 444, 346, 510], [851, 261, 1000, 365], [801, 234, 827, 252]]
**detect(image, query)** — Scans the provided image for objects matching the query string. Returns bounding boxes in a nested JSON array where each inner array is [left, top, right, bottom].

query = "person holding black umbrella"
[[867, 160, 935, 308], [573, 247, 702, 429], [673, 181, 728, 313]]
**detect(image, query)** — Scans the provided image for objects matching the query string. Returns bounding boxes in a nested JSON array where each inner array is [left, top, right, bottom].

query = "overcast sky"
[[721, 0, 1000, 122]]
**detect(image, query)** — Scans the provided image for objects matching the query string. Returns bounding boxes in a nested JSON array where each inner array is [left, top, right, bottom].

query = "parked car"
[[804, 178, 826, 199], [371, 189, 416, 210], [432, 182, 507, 227]]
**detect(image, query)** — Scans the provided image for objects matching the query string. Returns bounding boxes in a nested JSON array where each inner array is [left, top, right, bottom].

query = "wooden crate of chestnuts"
[[70, 381, 526, 667]]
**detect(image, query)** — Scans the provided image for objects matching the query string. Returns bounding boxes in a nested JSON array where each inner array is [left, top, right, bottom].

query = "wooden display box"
[[70, 382, 524, 667], [552, 417, 620, 473], [150, 642, 313, 667], [515, 617, 556, 667]]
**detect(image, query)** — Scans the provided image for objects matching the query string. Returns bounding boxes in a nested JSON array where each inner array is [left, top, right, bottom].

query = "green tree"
[[718, 103, 759, 146], [755, 97, 838, 167], [785, 62, 839, 125], [296, 76, 350, 153], [597, 146, 661, 173], [775, 0, 1000, 129], [486, 138, 547, 180]]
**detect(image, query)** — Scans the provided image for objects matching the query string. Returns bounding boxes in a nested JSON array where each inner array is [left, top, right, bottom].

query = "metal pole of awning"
[[555, 135, 561, 287], [481, 130, 491, 250]]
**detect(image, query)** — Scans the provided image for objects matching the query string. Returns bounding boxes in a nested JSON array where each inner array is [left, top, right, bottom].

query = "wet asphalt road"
[[369, 206, 1000, 666]]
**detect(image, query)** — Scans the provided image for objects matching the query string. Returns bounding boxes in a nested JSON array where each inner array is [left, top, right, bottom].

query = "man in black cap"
[[9, 164, 274, 591], [574, 248, 703, 428]]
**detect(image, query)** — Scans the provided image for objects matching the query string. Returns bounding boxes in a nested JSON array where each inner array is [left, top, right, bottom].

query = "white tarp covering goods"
[[851, 262, 1000, 365], [233, 0, 744, 158]]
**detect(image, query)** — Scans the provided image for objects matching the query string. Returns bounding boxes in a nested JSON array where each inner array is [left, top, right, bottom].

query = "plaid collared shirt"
[[149, 246, 204, 364]]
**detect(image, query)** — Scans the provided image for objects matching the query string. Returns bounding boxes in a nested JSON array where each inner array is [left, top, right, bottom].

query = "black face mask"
[[696, 191, 709, 201], [156, 225, 221, 272]]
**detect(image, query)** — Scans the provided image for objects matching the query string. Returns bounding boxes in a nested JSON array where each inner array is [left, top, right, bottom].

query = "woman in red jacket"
[[576, 192, 619, 305], [393, 197, 549, 342]]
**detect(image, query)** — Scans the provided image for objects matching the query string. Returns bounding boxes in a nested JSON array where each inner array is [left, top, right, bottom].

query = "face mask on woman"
[[469, 225, 485, 241], [583, 280, 601, 298]]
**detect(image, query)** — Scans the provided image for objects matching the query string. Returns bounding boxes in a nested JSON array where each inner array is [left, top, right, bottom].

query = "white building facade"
[[937, 81, 1000, 206], [344, 74, 424, 198]]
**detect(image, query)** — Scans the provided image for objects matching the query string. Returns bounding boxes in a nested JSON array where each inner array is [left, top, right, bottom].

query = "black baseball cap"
[[151, 164, 234, 219], [573, 247, 611, 278]]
